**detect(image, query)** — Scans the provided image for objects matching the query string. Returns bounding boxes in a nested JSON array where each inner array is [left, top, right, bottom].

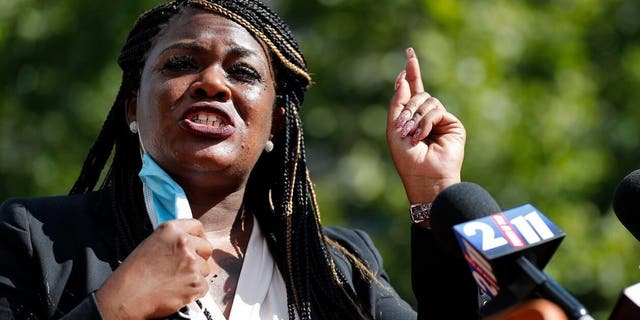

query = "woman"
[[0, 0, 472, 319]]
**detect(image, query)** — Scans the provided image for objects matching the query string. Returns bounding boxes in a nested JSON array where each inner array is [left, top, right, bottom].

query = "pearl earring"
[[265, 140, 274, 153], [129, 121, 138, 134]]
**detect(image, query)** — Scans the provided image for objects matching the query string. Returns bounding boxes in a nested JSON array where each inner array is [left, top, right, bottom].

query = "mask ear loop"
[[134, 122, 146, 157]]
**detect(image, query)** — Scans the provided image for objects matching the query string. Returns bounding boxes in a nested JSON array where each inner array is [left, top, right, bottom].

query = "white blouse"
[[188, 216, 291, 320]]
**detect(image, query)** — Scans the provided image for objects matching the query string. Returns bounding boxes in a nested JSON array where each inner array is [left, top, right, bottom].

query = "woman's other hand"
[[387, 47, 466, 205], [95, 219, 213, 319]]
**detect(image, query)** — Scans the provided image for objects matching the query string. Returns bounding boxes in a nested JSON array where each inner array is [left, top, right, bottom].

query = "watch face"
[[410, 203, 431, 224], [410, 209, 424, 222], [411, 207, 424, 222]]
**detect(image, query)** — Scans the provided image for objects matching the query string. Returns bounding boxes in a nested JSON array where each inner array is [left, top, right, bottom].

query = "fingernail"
[[396, 109, 411, 128], [394, 70, 406, 91], [406, 47, 415, 59], [412, 128, 422, 143], [400, 120, 414, 137]]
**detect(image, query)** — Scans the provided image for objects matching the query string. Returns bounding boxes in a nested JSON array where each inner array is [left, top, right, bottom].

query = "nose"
[[188, 65, 231, 101]]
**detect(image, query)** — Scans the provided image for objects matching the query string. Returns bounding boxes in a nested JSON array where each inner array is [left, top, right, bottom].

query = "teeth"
[[191, 113, 225, 127]]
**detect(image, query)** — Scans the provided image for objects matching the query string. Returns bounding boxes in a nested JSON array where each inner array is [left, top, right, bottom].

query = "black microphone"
[[414, 182, 502, 320], [613, 169, 640, 242], [608, 169, 640, 319], [609, 282, 640, 319], [430, 181, 503, 258], [429, 182, 593, 319]]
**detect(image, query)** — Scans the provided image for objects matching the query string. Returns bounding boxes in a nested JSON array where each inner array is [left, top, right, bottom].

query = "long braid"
[[68, 90, 120, 194], [71, 0, 377, 318]]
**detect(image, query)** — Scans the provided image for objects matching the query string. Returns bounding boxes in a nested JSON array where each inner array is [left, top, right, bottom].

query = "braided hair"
[[70, 0, 380, 319]]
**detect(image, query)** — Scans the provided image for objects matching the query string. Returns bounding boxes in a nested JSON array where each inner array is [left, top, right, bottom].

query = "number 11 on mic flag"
[[453, 204, 566, 300]]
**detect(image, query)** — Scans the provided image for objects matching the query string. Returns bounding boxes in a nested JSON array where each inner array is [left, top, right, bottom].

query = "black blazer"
[[0, 191, 478, 319]]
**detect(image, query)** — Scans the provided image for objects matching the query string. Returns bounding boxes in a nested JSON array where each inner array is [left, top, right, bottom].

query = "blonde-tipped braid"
[[284, 106, 303, 311]]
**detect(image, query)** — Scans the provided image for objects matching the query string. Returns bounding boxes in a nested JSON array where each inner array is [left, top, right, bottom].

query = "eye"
[[228, 63, 262, 83], [162, 55, 198, 73]]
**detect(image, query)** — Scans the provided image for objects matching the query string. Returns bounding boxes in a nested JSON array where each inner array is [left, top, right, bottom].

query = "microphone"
[[430, 182, 593, 319], [430, 181, 503, 258], [608, 169, 640, 319], [613, 169, 640, 242], [415, 182, 503, 319], [609, 282, 640, 319]]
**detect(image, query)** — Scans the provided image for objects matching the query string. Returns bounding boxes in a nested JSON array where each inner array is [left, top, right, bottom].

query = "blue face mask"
[[138, 153, 208, 317], [138, 152, 193, 228]]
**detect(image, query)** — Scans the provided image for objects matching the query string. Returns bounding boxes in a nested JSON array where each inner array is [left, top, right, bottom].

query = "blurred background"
[[2, 0, 640, 318]]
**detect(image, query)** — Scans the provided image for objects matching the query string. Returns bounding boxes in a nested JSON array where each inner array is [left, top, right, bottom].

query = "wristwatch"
[[409, 202, 432, 227]]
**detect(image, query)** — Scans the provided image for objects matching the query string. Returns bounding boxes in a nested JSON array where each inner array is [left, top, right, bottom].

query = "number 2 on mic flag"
[[453, 204, 566, 299]]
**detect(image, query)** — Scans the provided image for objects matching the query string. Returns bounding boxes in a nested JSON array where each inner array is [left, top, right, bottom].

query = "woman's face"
[[128, 10, 277, 190]]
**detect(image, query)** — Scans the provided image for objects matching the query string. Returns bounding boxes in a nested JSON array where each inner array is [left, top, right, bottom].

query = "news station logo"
[[453, 204, 565, 299]]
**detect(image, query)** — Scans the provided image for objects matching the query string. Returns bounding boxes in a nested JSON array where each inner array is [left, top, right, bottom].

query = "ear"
[[271, 106, 286, 136], [124, 91, 138, 125]]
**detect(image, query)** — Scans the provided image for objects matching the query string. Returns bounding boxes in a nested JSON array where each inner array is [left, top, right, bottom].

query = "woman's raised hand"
[[95, 219, 213, 319], [387, 48, 466, 205]]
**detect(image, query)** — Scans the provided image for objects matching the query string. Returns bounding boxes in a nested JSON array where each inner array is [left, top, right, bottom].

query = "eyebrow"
[[159, 41, 208, 55], [159, 41, 261, 59]]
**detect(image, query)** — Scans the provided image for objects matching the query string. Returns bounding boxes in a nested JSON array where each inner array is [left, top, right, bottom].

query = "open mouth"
[[181, 106, 235, 138], [190, 112, 228, 128]]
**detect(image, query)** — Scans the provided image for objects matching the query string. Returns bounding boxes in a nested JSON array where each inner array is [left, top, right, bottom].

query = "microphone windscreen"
[[430, 182, 502, 256], [613, 169, 640, 242]]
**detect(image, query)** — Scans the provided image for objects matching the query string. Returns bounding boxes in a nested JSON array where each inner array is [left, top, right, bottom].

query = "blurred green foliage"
[[2, 0, 640, 318]]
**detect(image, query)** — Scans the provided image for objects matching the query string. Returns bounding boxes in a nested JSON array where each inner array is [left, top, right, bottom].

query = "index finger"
[[405, 47, 424, 94]]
